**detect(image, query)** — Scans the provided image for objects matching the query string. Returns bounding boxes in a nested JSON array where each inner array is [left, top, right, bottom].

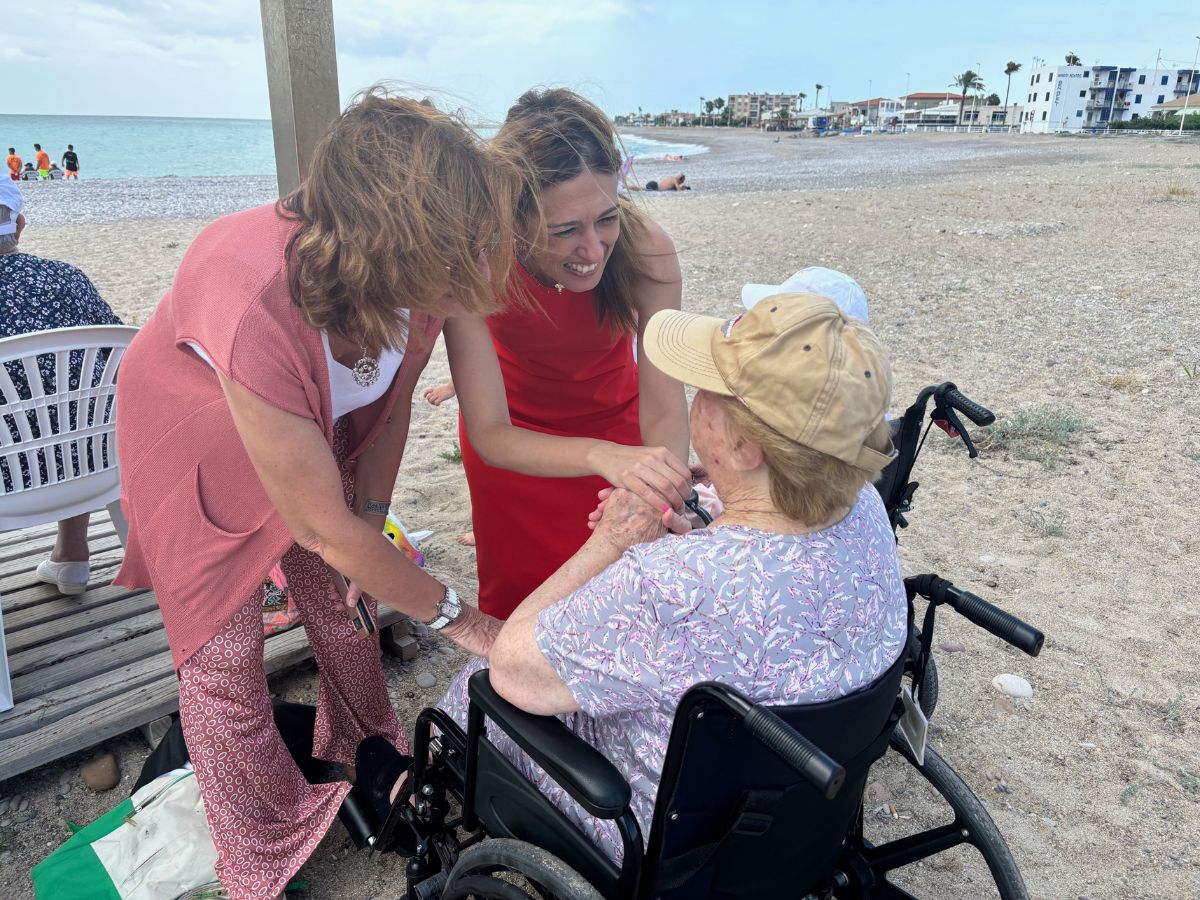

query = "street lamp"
[[1179, 36, 1200, 136]]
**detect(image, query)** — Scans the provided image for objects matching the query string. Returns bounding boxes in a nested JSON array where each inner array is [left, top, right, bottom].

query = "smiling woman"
[[455, 87, 692, 620]]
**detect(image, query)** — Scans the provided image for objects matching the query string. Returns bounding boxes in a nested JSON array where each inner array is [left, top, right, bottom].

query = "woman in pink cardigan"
[[115, 89, 690, 899]]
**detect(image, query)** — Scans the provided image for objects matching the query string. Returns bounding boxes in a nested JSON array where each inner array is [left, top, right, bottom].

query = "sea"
[[0, 114, 707, 180]]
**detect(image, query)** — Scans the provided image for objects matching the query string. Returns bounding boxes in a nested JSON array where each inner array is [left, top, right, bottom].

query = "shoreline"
[[7, 130, 1141, 226]]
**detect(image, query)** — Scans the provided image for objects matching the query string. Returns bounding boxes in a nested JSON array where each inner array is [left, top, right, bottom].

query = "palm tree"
[[952, 70, 985, 125], [1003, 61, 1022, 126], [1065, 52, 1081, 66], [713, 96, 725, 125], [798, 91, 808, 110], [814, 83, 824, 110]]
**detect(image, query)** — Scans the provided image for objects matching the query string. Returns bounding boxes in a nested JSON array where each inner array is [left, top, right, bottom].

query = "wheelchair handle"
[[743, 705, 846, 800], [909, 574, 1044, 657], [941, 385, 995, 427]]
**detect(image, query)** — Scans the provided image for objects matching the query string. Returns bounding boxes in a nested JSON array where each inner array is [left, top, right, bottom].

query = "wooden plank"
[[0, 624, 318, 780], [0, 530, 121, 577], [11, 626, 170, 702], [6, 606, 161, 678], [3, 575, 145, 633], [0, 522, 116, 564], [4, 588, 156, 654], [0, 556, 126, 619], [0, 522, 56, 550], [0, 653, 172, 741]]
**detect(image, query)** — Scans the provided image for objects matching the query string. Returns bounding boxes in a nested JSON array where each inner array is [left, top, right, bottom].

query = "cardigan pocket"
[[192, 463, 270, 539], [142, 464, 273, 605]]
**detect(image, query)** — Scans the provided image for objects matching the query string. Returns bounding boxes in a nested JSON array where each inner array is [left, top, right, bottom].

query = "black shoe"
[[352, 736, 416, 854]]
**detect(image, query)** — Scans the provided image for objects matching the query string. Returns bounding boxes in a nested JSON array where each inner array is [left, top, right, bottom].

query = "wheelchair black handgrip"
[[943, 387, 995, 426], [945, 587, 1044, 657], [743, 706, 845, 800]]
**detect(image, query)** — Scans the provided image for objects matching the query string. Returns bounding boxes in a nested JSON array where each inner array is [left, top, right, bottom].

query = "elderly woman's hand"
[[589, 487, 665, 552]]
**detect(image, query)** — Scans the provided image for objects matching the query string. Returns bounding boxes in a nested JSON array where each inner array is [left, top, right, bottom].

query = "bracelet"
[[364, 500, 390, 516]]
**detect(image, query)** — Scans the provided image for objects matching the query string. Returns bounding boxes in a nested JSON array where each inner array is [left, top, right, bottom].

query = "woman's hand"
[[588, 487, 666, 554], [442, 604, 503, 658], [588, 486, 685, 534], [586, 442, 691, 512]]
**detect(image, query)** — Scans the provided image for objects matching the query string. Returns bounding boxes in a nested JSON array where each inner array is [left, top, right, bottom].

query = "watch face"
[[440, 589, 462, 619]]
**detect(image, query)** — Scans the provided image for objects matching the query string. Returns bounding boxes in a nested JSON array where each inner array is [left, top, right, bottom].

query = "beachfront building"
[[847, 98, 904, 127], [726, 92, 800, 127], [1151, 92, 1200, 121], [900, 92, 966, 110], [900, 100, 1023, 129], [1020, 64, 1200, 133]]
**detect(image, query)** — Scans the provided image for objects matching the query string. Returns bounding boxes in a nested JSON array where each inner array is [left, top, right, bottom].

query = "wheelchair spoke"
[[861, 821, 967, 871]]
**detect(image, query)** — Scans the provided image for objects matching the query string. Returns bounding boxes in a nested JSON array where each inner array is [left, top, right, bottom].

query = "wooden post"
[[259, 0, 341, 198]]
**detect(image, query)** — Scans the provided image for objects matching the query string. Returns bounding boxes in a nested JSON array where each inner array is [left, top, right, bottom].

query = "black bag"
[[133, 701, 329, 793]]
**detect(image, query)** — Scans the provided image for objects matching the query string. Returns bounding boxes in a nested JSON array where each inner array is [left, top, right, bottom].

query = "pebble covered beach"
[[3, 128, 1199, 898]]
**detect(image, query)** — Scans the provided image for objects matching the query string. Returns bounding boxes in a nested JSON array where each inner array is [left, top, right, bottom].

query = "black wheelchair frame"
[[345, 381, 1045, 899]]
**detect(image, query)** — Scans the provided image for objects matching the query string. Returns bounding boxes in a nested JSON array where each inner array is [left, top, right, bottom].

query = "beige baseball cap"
[[643, 293, 895, 471]]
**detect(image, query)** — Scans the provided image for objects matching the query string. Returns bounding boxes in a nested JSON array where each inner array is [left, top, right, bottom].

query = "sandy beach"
[[3, 128, 1199, 898]]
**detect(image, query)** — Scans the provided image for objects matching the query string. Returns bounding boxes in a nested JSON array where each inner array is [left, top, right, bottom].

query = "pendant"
[[554, 283, 564, 294], [352, 351, 381, 387]]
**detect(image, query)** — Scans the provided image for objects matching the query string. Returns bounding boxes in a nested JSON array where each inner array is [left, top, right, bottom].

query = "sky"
[[5, 0, 1199, 122]]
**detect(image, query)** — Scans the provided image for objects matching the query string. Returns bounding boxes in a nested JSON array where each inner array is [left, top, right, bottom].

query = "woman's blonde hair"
[[280, 86, 519, 354], [714, 395, 884, 525], [492, 88, 659, 333]]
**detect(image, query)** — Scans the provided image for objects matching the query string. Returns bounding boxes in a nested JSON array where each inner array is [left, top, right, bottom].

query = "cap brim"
[[642, 310, 734, 395]]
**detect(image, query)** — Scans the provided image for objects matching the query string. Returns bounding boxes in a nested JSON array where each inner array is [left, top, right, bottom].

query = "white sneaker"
[[36, 559, 91, 595]]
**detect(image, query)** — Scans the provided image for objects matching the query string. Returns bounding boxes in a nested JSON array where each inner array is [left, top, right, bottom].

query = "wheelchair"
[[343, 382, 1045, 899]]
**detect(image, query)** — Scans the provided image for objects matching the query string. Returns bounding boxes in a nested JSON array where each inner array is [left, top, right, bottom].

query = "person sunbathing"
[[637, 172, 689, 191], [357, 292, 907, 861]]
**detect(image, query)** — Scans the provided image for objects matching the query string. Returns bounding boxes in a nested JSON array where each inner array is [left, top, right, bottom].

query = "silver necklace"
[[352, 347, 381, 387]]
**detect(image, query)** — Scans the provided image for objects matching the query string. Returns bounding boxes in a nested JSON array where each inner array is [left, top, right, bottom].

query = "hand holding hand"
[[589, 487, 666, 553], [588, 487, 685, 535], [588, 443, 691, 512]]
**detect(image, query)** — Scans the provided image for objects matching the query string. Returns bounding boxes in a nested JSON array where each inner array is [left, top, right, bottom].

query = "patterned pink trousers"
[[177, 542, 407, 899]]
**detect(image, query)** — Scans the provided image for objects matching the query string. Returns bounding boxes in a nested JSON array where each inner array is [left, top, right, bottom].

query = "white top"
[[320, 331, 405, 419], [187, 326, 406, 421]]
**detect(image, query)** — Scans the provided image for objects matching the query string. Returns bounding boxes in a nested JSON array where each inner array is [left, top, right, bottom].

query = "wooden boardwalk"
[[0, 514, 408, 782]]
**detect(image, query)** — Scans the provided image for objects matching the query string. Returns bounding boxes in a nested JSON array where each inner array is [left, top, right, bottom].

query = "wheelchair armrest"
[[467, 669, 632, 819]]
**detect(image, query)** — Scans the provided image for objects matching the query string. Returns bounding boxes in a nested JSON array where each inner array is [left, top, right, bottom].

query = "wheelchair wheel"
[[852, 740, 1028, 899], [441, 838, 603, 900]]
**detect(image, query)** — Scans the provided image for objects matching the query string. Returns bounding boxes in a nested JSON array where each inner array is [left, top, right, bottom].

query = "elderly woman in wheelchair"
[[348, 292, 951, 897]]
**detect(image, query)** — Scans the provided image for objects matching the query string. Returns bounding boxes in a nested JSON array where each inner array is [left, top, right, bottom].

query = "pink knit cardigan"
[[114, 203, 443, 667]]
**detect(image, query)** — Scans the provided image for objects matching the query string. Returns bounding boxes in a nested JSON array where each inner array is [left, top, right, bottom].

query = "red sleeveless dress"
[[460, 263, 641, 619]]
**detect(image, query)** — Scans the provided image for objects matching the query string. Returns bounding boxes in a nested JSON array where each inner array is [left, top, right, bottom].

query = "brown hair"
[[493, 88, 658, 333], [281, 86, 518, 354], [714, 395, 882, 525]]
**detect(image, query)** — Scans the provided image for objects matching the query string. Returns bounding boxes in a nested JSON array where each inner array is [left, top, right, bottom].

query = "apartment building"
[[1021, 64, 1200, 133], [726, 92, 800, 125]]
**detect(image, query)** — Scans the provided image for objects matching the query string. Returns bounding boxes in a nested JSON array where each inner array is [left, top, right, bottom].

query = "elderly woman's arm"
[[488, 489, 664, 715], [219, 375, 500, 656]]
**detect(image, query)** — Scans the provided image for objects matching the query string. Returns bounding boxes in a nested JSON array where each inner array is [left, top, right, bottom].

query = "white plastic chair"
[[0, 324, 139, 712]]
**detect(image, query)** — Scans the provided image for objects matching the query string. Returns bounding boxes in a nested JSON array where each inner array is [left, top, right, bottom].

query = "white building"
[[1021, 64, 1200, 133], [726, 92, 800, 126], [847, 97, 904, 126]]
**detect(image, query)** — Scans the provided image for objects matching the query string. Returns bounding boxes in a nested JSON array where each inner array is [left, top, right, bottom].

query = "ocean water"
[[0, 114, 706, 180]]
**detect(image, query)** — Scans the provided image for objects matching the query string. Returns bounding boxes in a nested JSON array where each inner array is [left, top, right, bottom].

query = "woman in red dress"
[[453, 89, 691, 619]]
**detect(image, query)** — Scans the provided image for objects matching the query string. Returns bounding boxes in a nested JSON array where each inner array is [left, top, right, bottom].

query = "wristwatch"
[[427, 586, 463, 631]]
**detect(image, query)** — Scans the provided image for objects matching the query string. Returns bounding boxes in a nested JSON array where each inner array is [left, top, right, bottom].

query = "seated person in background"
[[47, 163, 64, 180], [20, 163, 39, 181], [0, 181, 123, 594], [358, 292, 907, 861], [644, 172, 689, 191]]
